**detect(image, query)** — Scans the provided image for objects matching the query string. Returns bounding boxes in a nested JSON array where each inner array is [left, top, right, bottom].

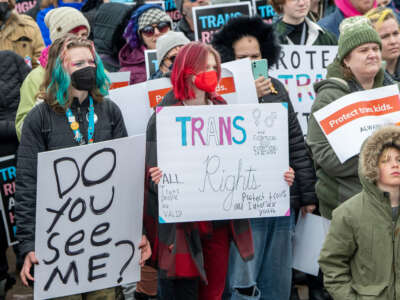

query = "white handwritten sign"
[[313, 84, 400, 163], [156, 103, 289, 223], [34, 136, 145, 299], [270, 45, 338, 134]]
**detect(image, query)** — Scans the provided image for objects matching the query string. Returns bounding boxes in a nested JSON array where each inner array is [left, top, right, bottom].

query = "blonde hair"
[[365, 7, 398, 29], [379, 145, 400, 163]]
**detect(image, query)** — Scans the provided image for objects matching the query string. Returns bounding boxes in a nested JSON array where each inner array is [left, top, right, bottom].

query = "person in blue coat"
[[318, 0, 376, 38]]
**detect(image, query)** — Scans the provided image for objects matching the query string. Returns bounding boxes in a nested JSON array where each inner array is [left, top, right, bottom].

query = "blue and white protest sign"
[[253, 0, 275, 22], [145, 50, 158, 79], [193, 2, 252, 43], [164, 0, 182, 22], [270, 45, 338, 134], [0, 154, 17, 246], [156, 103, 289, 223]]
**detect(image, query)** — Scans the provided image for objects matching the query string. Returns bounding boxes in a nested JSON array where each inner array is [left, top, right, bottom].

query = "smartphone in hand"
[[252, 59, 268, 80]]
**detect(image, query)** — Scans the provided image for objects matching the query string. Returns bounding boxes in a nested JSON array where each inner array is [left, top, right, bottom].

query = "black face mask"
[[0, 3, 10, 21], [71, 66, 96, 91]]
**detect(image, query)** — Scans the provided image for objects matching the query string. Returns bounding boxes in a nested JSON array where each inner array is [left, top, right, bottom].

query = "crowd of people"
[[1, 0, 400, 298]]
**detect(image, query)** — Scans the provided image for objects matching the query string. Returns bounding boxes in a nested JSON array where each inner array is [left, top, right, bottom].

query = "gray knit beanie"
[[156, 31, 189, 66]]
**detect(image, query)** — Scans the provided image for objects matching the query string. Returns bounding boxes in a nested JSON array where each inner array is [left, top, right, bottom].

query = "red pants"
[[199, 225, 230, 300]]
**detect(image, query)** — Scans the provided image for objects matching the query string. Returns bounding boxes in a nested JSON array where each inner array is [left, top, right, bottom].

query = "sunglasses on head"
[[141, 21, 170, 37]]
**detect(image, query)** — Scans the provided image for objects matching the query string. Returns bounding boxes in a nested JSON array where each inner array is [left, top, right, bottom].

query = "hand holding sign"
[[138, 235, 151, 267], [21, 251, 38, 286], [284, 167, 295, 186], [149, 167, 162, 184]]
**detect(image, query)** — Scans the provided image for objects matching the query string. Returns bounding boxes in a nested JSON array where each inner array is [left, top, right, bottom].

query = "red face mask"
[[194, 70, 218, 93]]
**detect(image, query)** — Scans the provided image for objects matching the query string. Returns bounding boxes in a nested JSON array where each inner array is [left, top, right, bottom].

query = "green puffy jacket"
[[319, 125, 400, 300], [15, 65, 45, 140], [306, 58, 396, 219]]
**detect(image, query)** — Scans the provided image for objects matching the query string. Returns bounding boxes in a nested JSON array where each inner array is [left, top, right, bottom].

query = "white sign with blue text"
[[156, 103, 289, 223], [270, 45, 338, 134]]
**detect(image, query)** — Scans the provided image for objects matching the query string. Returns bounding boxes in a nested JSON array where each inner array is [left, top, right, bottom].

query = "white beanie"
[[45, 7, 90, 42], [156, 31, 189, 66]]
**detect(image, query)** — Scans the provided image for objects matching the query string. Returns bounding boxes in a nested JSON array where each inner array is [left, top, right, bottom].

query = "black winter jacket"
[[176, 17, 195, 41], [0, 51, 30, 157], [93, 3, 133, 72], [15, 97, 127, 257], [261, 78, 317, 210]]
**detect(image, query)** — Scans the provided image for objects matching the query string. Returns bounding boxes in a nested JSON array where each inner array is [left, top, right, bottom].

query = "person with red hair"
[[170, 41, 222, 102], [143, 41, 295, 300]]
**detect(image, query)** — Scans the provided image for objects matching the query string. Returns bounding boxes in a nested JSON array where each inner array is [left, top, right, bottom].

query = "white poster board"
[[156, 103, 289, 223], [293, 213, 330, 276], [110, 83, 154, 136], [108, 72, 130, 90], [313, 84, 400, 163], [221, 58, 258, 105], [34, 136, 145, 299], [146, 77, 172, 108], [270, 45, 338, 134]]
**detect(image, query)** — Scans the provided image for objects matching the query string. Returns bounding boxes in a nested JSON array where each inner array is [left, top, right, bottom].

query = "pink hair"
[[171, 42, 221, 101]]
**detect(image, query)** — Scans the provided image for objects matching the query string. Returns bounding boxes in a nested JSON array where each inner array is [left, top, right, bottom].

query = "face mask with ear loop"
[[193, 70, 218, 93], [71, 66, 97, 91]]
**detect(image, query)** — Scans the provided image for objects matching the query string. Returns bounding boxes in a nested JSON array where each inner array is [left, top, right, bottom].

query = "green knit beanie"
[[338, 16, 382, 62]]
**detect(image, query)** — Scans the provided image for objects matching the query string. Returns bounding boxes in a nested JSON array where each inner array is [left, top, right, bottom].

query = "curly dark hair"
[[211, 16, 281, 67]]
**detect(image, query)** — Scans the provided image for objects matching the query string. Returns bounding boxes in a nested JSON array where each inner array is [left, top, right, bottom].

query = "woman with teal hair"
[[15, 34, 151, 300]]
